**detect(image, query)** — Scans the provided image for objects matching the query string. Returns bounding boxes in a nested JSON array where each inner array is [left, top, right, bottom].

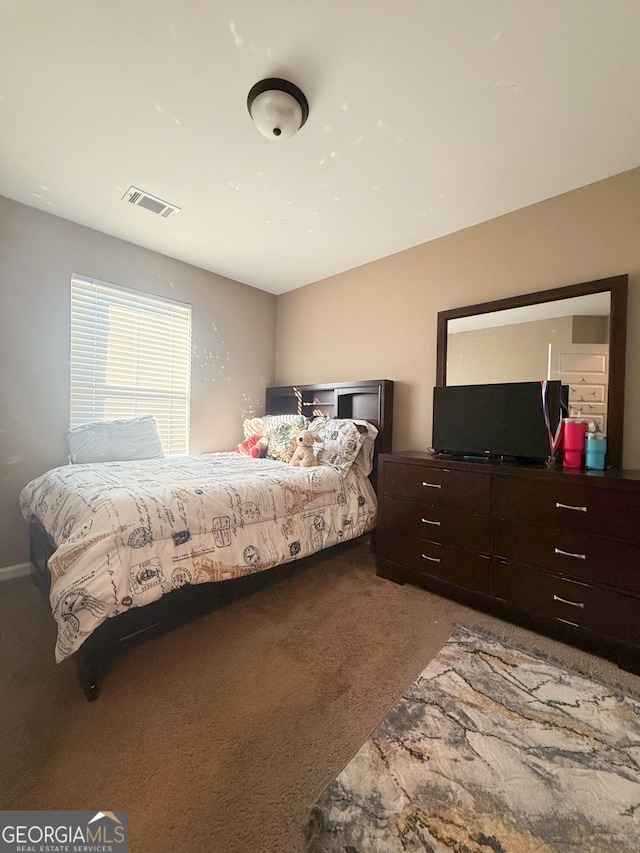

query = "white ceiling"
[[1, 1, 639, 295]]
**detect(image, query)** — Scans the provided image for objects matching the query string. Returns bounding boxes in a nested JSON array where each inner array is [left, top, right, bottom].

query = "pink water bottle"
[[562, 419, 586, 468]]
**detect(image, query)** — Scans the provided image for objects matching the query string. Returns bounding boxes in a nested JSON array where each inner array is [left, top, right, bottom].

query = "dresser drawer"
[[492, 562, 639, 644], [494, 518, 640, 594], [383, 462, 491, 513], [381, 495, 492, 553], [493, 477, 640, 542], [383, 536, 490, 593]]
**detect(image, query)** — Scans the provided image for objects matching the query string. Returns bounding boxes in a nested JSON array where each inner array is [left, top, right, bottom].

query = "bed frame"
[[29, 379, 393, 700]]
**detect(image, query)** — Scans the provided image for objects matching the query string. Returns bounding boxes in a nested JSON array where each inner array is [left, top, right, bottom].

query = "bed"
[[21, 380, 393, 700]]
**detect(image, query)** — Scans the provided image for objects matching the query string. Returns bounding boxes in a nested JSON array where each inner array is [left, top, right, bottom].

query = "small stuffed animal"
[[243, 417, 266, 438], [290, 429, 321, 467], [235, 434, 268, 458]]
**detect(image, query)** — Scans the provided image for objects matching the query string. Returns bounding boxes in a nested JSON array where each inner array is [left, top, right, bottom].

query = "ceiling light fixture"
[[247, 78, 309, 140]]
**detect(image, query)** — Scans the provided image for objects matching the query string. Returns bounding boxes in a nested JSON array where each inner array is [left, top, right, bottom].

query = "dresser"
[[376, 452, 640, 673]]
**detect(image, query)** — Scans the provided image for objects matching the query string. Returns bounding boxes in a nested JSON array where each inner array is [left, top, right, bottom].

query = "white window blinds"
[[70, 276, 192, 455]]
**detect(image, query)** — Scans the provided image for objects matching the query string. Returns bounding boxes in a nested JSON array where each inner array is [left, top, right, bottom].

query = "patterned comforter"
[[20, 453, 377, 661]]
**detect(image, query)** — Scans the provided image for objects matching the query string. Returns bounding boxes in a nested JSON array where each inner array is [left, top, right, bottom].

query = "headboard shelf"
[[266, 380, 394, 482]]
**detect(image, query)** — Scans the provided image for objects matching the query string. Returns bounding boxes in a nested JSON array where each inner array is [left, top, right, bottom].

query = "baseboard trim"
[[0, 562, 31, 581]]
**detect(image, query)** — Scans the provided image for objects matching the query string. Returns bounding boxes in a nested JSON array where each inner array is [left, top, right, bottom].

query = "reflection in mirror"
[[436, 275, 628, 469], [446, 292, 611, 431]]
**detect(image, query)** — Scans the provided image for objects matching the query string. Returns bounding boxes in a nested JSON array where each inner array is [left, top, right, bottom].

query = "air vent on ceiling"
[[122, 186, 180, 218]]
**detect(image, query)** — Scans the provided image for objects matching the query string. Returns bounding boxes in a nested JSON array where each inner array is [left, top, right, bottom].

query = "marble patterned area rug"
[[305, 625, 640, 853]]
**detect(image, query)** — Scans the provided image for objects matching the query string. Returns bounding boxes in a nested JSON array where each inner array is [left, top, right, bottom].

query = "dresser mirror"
[[436, 275, 628, 468]]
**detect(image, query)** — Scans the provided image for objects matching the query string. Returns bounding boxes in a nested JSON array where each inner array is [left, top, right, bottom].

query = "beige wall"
[[276, 167, 640, 470], [3, 166, 640, 567], [572, 314, 608, 344], [0, 197, 276, 566]]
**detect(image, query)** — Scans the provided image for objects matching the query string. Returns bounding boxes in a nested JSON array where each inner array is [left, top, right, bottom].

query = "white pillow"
[[350, 420, 379, 476], [243, 414, 307, 438], [66, 415, 165, 464], [308, 417, 373, 475]]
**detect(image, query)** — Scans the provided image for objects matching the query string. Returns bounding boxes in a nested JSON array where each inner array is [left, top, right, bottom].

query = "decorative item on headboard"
[[292, 385, 333, 417]]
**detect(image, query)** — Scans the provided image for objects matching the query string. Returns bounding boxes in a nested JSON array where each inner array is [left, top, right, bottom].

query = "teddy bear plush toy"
[[235, 433, 268, 458], [290, 429, 321, 467], [235, 417, 269, 458]]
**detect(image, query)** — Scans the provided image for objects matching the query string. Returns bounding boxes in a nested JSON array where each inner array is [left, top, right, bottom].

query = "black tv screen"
[[432, 381, 565, 462]]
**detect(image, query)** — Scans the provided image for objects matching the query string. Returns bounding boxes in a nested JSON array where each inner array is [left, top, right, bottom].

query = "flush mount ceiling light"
[[247, 78, 309, 140]]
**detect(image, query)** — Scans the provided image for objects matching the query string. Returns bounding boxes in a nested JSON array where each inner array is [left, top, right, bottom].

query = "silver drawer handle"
[[554, 547, 586, 560], [555, 502, 587, 512], [553, 594, 585, 609], [421, 554, 441, 563], [421, 518, 441, 526], [422, 482, 442, 488]]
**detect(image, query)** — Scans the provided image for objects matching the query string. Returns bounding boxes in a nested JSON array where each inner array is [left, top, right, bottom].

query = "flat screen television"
[[432, 381, 566, 463]]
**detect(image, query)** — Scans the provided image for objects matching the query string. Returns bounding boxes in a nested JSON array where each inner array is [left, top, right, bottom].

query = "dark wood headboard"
[[266, 379, 394, 487]]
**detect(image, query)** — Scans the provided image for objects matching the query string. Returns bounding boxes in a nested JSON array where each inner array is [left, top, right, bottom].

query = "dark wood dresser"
[[377, 451, 640, 673]]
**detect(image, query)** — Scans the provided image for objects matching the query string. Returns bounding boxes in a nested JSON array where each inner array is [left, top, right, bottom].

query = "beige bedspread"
[[20, 453, 376, 661]]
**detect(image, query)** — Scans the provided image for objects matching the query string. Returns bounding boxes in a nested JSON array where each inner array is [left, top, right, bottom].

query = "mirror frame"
[[436, 274, 628, 469]]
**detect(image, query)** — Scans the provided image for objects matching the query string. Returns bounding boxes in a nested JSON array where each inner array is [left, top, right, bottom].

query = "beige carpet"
[[1, 537, 639, 852]]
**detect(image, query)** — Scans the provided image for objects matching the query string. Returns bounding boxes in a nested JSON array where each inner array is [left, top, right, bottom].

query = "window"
[[70, 275, 192, 455]]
